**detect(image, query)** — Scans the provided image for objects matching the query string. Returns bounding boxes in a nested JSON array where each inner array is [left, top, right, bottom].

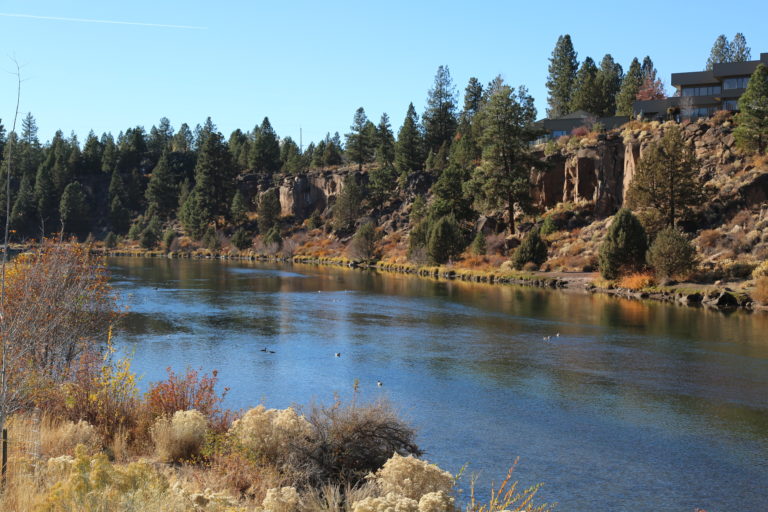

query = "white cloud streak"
[[0, 12, 207, 30]]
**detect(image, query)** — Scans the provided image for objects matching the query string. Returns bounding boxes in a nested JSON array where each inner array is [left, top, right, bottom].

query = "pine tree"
[[279, 137, 303, 174], [546, 34, 578, 118], [627, 126, 703, 227], [81, 131, 103, 174], [179, 192, 206, 239], [706, 35, 731, 70], [462, 77, 484, 121], [570, 57, 601, 114], [34, 160, 58, 233], [250, 117, 281, 175], [192, 130, 235, 223], [100, 133, 118, 174], [257, 188, 281, 234], [10, 174, 36, 237], [429, 164, 475, 222], [616, 58, 643, 116], [599, 208, 648, 279], [333, 174, 362, 233], [734, 63, 768, 154], [148, 117, 174, 160], [109, 195, 130, 235], [731, 32, 751, 62], [394, 103, 424, 173], [230, 189, 248, 226], [375, 113, 395, 167], [422, 66, 458, 154], [595, 54, 624, 117], [466, 84, 540, 234], [59, 181, 89, 237], [145, 152, 178, 219], [172, 123, 194, 153], [345, 107, 373, 171]]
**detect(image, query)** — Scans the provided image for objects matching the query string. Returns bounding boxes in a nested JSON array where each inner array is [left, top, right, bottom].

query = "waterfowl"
[[260, 347, 268, 352], [377, 381, 383, 387], [335, 352, 341, 358]]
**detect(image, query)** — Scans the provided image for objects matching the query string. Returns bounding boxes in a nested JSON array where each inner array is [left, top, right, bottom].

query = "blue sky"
[[1, 0, 767, 146]]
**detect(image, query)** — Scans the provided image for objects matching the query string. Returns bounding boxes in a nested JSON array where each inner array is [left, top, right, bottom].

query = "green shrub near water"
[[647, 227, 698, 279], [511, 227, 547, 270], [599, 208, 648, 279]]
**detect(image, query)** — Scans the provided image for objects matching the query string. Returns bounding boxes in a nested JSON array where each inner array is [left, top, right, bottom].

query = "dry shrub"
[[145, 367, 231, 432], [208, 450, 287, 499], [37, 345, 139, 443], [697, 229, 721, 249], [34, 446, 191, 512], [710, 109, 734, 124], [41, 418, 101, 457], [229, 405, 313, 468], [752, 260, 768, 278], [747, 153, 768, 169], [618, 272, 655, 291], [353, 493, 418, 512], [262, 486, 300, 512], [302, 400, 422, 485], [2, 241, 117, 429], [373, 453, 453, 500], [467, 461, 554, 512], [151, 409, 208, 463], [754, 277, 768, 305]]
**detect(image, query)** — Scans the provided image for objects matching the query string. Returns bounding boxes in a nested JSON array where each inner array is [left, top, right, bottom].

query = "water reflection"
[[109, 257, 768, 511]]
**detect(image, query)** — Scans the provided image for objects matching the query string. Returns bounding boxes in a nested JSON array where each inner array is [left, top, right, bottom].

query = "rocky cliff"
[[532, 116, 768, 221]]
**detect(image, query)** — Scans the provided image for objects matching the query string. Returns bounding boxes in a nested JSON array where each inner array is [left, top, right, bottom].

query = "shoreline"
[[104, 248, 766, 313]]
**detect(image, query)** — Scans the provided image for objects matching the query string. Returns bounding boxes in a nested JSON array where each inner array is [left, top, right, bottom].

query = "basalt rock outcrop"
[[532, 117, 768, 221]]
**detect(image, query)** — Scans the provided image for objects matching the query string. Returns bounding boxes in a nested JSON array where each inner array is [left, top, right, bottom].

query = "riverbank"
[[103, 246, 767, 312]]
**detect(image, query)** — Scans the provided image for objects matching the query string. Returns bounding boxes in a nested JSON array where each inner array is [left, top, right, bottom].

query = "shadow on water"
[[109, 257, 768, 511]]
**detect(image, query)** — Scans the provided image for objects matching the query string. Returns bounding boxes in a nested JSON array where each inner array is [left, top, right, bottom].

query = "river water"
[[109, 257, 768, 511]]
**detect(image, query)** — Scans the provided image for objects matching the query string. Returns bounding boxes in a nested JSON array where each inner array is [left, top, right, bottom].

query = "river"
[[109, 256, 768, 511]]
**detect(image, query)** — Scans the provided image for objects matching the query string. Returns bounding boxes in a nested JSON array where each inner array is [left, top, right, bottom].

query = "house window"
[[722, 100, 738, 111], [682, 107, 717, 119], [681, 85, 721, 96], [723, 77, 749, 90], [552, 130, 568, 138]]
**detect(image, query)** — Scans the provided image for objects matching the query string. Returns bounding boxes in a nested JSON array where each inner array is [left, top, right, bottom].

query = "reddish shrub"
[[570, 125, 589, 137], [145, 367, 232, 431]]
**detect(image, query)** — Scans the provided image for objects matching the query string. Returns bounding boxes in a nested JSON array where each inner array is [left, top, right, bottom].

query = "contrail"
[[0, 12, 207, 30]]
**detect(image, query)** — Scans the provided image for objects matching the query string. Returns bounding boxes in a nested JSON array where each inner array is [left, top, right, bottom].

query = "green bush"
[[140, 217, 161, 249], [511, 227, 547, 270], [104, 232, 118, 249], [349, 222, 378, 261], [647, 227, 698, 279], [162, 229, 177, 251], [202, 226, 220, 251], [599, 208, 648, 279], [231, 228, 252, 250], [306, 209, 322, 230], [264, 225, 282, 249], [426, 215, 463, 264], [540, 215, 559, 236], [470, 231, 487, 255]]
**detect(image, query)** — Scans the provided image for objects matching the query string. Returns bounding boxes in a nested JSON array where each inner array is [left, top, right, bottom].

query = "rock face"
[[277, 169, 364, 219], [532, 116, 768, 219]]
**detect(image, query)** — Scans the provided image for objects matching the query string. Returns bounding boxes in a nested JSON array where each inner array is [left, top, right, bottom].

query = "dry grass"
[[753, 277, 768, 305], [618, 272, 656, 291]]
